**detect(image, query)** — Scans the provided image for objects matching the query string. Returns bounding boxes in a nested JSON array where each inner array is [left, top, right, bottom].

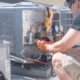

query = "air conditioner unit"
[[0, 2, 46, 58], [51, 6, 73, 34]]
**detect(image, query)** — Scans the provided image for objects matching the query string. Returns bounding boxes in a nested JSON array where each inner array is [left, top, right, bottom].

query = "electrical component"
[[54, 25, 59, 32], [59, 25, 63, 32]]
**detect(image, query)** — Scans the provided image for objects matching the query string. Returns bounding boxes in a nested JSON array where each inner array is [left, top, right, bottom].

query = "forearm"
[[46, 42, 80, 56], [67, 48, 80, 56], [46, 40, 64, 53]]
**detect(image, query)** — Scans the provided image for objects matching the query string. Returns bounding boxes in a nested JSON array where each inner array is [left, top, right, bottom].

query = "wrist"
[[47, 44, 52, 52], [45, 44, 50, 52]]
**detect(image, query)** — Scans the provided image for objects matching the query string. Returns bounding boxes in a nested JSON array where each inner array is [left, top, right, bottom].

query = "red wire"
[[26, 58, 52, 66]]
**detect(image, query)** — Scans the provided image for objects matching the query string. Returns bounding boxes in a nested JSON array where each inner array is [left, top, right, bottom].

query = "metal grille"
[[0, 13, 15, 54], [53, 13, 60, 26], [52, 7, 73, 34], [61, 12, 73, 34]]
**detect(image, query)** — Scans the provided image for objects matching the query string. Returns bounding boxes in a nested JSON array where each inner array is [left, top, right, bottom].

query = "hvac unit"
[[0, 2, 46, 58], [51, 6, 73, 34]]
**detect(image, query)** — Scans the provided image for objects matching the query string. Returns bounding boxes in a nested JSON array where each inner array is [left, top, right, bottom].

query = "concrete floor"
[[12, 74, 59, 80]]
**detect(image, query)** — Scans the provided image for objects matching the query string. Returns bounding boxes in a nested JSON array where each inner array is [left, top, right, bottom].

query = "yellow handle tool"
[[45, 8, 54, 36]]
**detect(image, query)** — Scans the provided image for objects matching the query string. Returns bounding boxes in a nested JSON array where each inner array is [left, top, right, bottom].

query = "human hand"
[[37, 37, 54, 51]]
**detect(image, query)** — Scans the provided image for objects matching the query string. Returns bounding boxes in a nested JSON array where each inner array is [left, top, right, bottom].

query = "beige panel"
[[28, 0, 65, 5]]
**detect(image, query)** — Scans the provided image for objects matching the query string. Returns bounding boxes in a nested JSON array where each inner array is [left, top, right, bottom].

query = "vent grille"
[[0, 13, 15, 54]]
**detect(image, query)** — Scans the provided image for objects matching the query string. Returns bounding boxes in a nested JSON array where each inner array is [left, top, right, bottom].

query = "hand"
[[37, 38, 54, 51]]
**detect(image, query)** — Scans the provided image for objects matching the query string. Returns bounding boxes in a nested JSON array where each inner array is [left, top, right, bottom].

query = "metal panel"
[[0, 9, 15, 55], [0, 41, 11, 80]]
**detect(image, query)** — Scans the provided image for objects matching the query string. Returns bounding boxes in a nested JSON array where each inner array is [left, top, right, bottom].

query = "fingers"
[[37, 39, 53, 47], [37, 40, 47, 51], [37, 38, 54, 52]]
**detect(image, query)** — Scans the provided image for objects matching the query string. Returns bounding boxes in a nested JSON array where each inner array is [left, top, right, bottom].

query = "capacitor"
[[55, 25, 59, 32], [29, 32, 33, 45]]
